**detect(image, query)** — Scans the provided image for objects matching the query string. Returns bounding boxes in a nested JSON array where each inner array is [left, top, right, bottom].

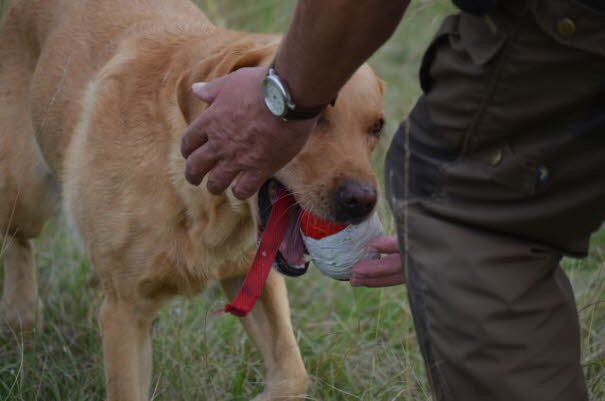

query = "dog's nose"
[[335, 180, 377, 222]]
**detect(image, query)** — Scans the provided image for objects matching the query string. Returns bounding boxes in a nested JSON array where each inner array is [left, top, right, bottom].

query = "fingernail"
[[192, 82, 207, 94], [232, 188, 250, 200], [207, 181, 222, 195], [185, 167, 201, 186], [180, 139, 189, 158], [184, 171, 194, 186]]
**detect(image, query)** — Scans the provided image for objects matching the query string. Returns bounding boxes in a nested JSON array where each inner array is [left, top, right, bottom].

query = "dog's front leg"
[[99, 298, 156, 401], [221, 271, 308, 401]]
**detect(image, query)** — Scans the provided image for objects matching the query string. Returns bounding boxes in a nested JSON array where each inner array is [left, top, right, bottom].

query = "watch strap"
[[282, 104, 328, 121]]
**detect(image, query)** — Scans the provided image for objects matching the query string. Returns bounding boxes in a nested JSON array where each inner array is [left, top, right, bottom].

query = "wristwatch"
[[262, 64, 331, 121]]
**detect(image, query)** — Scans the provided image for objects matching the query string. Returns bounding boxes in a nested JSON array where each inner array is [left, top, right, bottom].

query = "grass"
[[1, 0, 604, 400]]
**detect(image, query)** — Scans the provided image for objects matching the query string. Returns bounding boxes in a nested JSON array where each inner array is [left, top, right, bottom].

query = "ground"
[[0, 0, 603, 400]]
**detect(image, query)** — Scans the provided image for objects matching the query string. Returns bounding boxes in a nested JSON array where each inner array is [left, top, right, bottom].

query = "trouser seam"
[[460, 18, 523, 156], [408, 257, 455, 401]]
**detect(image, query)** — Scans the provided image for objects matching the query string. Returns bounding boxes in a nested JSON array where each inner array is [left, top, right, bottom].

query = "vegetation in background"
[[1, 1, 603, 400]]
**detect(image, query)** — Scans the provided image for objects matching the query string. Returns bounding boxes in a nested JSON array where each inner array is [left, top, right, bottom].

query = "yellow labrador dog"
[[0, 0, 385, 399]]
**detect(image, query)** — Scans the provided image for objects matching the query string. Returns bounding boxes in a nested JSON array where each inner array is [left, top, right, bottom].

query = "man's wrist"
[[262, 62, 334, 121]]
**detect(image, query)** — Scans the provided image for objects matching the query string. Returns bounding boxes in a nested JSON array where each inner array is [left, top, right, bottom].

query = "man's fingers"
[[206, 162, 240, 195], [350, 253, 406, 287], [181, 76, 229, 158], [350, 272, 406, 288], [367, 235, 400, 254], [352, 254, 402, 277], [181, 117, 208, 158], [232, 171, 267, 200], [192, 75, 229, 104], [184, 143, 218, 186]]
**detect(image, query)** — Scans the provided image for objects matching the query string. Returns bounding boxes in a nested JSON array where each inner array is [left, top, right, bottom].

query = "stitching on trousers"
[[460, 17, 524, 156], [407, 259, 454, 401]]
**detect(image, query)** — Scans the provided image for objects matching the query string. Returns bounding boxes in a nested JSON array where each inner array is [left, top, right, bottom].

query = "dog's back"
[[0, 0, 224, 236], [1, 0, 213, 173]]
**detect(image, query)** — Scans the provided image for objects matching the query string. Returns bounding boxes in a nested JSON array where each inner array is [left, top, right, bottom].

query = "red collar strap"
[[223, 188, 295, 317]]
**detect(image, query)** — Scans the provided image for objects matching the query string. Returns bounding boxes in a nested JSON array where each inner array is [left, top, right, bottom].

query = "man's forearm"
[[274, 0, 410, 107]]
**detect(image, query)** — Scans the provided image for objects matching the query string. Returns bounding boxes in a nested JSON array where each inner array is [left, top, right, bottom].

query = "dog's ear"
[[177, 41, 276, 124], [220, 42, 276, 72]]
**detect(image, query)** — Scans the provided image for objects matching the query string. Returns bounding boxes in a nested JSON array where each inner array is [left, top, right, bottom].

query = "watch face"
[[263, 78, 287, 117]]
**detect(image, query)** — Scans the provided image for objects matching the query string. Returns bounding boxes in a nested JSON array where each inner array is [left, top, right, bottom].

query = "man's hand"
[[350, 236, 406, 288], [181, 66, 316, 200]]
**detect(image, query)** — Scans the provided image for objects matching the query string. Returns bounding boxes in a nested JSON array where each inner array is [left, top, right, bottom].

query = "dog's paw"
[[0, 299, 43, 337], [251, 375, 309, 401], [251, 393, 307, 401]]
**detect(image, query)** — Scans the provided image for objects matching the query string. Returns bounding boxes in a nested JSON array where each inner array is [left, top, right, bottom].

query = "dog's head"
[[274, 64, 384, 222], [175, 37, 384, 276], [257, 64, 385, 277]]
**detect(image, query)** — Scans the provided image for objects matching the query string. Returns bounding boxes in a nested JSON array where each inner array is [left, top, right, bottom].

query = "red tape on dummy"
[[300, 210, 348, 240], [223, 188, 295, 317]]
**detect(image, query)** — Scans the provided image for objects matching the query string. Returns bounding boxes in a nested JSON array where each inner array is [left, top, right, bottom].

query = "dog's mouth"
[[258, 179, 310, 277]]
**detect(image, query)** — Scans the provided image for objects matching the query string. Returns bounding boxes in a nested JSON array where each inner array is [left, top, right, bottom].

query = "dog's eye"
[[370, 118, 385, 137]]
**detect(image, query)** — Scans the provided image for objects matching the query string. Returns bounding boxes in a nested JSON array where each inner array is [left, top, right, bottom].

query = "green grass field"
[[1, 1, 604, 400]]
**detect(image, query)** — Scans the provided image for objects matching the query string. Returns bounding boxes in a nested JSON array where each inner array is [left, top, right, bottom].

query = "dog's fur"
[[0, 0, 384, 399]]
